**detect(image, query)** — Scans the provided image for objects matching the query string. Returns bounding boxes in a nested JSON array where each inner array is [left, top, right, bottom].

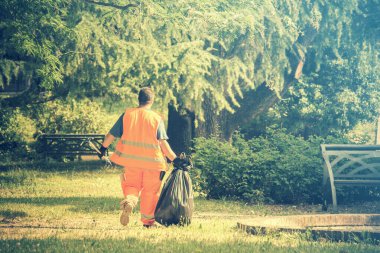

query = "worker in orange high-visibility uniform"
[[98, 87, 177, 228]]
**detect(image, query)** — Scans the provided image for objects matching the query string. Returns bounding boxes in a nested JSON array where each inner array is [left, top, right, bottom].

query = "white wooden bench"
[[321, 144, 380, 211]]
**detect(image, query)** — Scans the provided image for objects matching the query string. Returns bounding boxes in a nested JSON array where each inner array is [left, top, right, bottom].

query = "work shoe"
[[143, 223, 158, 229], [119, 199, 133, 226]]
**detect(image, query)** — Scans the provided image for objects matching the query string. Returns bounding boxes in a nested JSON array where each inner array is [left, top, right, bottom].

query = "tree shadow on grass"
[[0, 210, 28, 219], [0, 160, 122, 172], [0, 196, 123, 213], [0, 174, 28, 186]]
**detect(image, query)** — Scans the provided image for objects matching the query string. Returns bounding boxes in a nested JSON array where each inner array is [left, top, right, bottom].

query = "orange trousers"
[[120, 167, 162, 225]]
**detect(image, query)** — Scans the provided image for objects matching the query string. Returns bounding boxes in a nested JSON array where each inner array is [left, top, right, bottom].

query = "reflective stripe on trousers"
[[141, 213, 155, 220]]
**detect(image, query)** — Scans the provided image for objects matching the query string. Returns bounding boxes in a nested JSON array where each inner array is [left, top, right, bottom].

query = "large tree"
[[1, 0, 378, 151], [168, 0, 380, 151]]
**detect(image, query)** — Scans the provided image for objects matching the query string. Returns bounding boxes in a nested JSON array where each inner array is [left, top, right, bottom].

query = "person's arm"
[[102, 133, 115, 148], [156, 120, 177, 161], [97, 133, 115, 158], [98, 113, 123, 158], [159, 139, 176, 162]]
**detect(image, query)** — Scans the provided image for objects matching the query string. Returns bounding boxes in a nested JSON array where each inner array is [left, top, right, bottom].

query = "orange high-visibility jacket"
[[110, 108, 166, 170]]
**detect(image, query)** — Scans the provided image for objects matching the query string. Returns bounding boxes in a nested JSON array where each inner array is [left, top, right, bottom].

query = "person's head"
[[138, 87, 155, 107]]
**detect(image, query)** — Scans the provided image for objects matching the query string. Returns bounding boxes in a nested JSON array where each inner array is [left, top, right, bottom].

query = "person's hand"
[[172, 157, 181, 167], [171, 154, 193, 171], [98, 145, 107, 159]]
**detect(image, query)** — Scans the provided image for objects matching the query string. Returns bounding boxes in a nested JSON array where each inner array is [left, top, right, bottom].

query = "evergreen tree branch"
[[0, 78, 31, 99], [223, 27, 319, 139], [83, 0, 139, 10], [1, 88, 69, 108]]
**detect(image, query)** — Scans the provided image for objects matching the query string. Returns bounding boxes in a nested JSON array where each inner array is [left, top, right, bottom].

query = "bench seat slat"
[[41, 137, 104, 140], [335, 174, 380, 178], [42, 134, 104, 137], [323, 145, 380, 151], [45, 151, 99, 154], [325, 151, 380, 155], [334, 179, 380, 185]]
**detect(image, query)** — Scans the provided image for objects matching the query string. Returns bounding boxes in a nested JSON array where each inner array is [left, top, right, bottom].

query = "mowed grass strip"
[[0, 162, 379, 253]]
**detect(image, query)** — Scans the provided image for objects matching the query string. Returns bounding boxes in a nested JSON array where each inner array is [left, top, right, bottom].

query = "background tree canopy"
[[2, 1, 378, 112]]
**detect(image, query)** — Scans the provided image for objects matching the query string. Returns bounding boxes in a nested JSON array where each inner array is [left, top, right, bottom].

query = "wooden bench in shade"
[[321, 144, 380, 211], [39, 134, 107, 159]]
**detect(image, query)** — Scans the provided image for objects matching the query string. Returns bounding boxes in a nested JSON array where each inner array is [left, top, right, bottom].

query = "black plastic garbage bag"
[[155, 155, 194, 226]]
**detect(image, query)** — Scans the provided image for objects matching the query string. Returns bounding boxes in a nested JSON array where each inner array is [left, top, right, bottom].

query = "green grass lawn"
[[0, 161, 379, 253]]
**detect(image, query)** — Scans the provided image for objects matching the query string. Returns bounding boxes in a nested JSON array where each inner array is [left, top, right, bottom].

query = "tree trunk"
[[376, 116, 380, 145], [167, 104, 195, 154], [196, 96, 230, 139]]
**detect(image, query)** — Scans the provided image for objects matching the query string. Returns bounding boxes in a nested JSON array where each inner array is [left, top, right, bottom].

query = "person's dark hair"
[[138, 87, 155, 105]]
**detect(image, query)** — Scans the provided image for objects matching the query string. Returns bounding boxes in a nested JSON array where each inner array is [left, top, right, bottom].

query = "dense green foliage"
[[2, 0, 377, 115], [0, 108, 36, 151], [1, 0, 378, 128], [193, 130, 346, 204], [283, 55, 379, 138], [0, 0, 75, 90], [30, 99, 116, 135], [242, 49, 380, 140]]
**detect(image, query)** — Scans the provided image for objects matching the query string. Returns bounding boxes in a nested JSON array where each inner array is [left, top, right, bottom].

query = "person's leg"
[[140, 169, 162, 226], [120, 173, 127, 197], [120, 167, 143, 226]]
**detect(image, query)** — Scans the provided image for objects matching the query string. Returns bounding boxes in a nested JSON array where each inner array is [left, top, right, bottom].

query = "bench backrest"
[[39, 134, 105, 155], [321, 144, 380, 180]]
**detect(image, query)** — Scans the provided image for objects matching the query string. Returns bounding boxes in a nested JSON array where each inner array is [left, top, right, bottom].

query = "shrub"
[[33, 99, 117, 135], [193, 129, 331, 204], [0, 108, 36, 158]]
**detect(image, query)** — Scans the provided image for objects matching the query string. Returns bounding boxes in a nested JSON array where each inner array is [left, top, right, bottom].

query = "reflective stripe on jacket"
[[110, 108, 166, 170]]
